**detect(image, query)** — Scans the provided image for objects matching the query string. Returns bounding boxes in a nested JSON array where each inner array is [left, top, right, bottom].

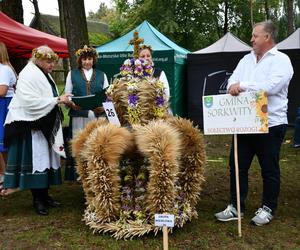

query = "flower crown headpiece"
[[139, 44, 153, 54], [32, 48, 58, 61], [75, 45, 98, 58]]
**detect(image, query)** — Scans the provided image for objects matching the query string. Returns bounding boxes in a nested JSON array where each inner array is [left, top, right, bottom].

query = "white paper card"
[[154, 214, 175, 227], [103, 101, 121, 127]]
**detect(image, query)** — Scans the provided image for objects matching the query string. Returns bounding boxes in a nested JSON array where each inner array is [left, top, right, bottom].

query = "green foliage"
[[88, 0, 299, 50], [108, 16, 130, 37], [88, 32, 112, 46], [88, 3, 109, 21], [88, 1, 131, 39], [114, 0, 131, 14]]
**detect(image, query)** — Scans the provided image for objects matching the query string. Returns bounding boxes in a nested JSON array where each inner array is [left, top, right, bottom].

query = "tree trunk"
[[250, 0, 253, 27], [223, 1, 229, 35], [59, 0, 89, 69], [0, 0, 23, 23], [264, 0, 270, 20], [58, 0, 69, 80], [31, 0, 42, 30], [287, 0, 294, 35]]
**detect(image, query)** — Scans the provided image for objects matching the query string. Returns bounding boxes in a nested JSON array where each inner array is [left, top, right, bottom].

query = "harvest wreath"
[[71, 32, 206, 239]]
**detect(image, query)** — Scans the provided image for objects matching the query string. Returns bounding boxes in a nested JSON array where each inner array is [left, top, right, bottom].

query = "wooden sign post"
[[202, 91, 268, 237], [155, 214, 175, 250], [234, 134, 242, 237], [163, 226, 168, 250]]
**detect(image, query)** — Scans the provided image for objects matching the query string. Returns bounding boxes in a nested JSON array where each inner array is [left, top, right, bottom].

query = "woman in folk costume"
[[0, 42, 17, 192], [64, 45, 108, 180], [2, 45, 73, 216]]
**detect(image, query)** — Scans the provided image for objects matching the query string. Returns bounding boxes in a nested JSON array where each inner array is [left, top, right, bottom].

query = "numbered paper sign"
[[154, 214, 175, 227], [102, 101, 121, 127]]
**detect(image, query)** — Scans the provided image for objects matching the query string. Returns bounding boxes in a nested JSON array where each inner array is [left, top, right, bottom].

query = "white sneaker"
[[251, 205, 273, 226], [215, 204, 244, 221]]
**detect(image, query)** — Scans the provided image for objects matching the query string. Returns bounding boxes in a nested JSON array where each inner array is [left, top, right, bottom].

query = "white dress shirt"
[[227, 47, 294, 127]]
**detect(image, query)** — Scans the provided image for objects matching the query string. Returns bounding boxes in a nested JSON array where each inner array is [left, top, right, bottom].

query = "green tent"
[[96, 20, 189, 116]]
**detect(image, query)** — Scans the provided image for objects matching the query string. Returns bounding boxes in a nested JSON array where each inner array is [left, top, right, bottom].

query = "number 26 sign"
[[102, 101, 121, 127]]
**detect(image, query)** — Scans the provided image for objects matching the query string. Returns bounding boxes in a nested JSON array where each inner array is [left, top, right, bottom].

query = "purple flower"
[[128, 94, 138, 106], [135, 180, 143, 187], [122, 205, 131, 211], [156, 96, 165, 106], [135, 205, 141, 211], [122, 186, 132, 195]]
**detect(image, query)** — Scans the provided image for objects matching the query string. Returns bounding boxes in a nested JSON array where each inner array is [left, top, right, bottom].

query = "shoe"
[[46, 196, 61, 207], [0, 175, 4, 191], [251, 205, 273, 226], [215, 204, 244, 221], [0, 188, 19, 196], [33, 200, 49, 215]]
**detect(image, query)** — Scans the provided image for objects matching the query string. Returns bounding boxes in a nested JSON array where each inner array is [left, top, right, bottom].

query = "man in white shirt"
[[214, 20, 294, 226]]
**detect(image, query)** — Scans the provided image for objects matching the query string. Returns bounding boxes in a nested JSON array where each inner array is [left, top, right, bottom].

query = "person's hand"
[[228, 83, 242, 96], [70, 103, 81, 110], [92, 106, 104, 115], [57, 93, 74, 106]]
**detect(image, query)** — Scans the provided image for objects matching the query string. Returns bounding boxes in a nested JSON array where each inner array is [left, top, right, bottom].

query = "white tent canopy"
[[277, 28, 300, 50], [193, 32, 251, 54]]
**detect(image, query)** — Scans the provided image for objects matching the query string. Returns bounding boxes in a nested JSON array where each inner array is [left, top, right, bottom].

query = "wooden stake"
[[234, 134, 242, 237], [163, 226, 168, 250]]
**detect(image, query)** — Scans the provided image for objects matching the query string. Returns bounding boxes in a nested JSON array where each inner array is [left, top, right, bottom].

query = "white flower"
[[124, 59, 131, 66], [134, 59, 142, 66], [127, 82, 138, 92], [140, 58, 146, 66]]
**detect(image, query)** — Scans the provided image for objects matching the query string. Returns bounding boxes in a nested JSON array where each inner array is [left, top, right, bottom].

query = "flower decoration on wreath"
[[106, 57, 168, 125], [120, 58, 153, 78]]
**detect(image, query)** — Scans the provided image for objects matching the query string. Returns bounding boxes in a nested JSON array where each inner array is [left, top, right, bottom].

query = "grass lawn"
[[0, 128, 299, 249]]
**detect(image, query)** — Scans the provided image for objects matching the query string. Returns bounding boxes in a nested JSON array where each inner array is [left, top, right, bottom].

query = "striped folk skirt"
[[4, 131, 62, 190]]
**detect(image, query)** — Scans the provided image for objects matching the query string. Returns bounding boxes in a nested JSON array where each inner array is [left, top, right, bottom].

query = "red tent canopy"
[[0, 11, 69, 58]]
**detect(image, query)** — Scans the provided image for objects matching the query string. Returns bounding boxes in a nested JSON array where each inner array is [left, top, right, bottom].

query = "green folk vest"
[[69, 68, 104, 117]]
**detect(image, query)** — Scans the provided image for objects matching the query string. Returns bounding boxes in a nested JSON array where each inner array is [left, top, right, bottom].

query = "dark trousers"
[[293, 117, 300, 146], [31, 188, 48, 203], [229, 124, 287, 213]]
